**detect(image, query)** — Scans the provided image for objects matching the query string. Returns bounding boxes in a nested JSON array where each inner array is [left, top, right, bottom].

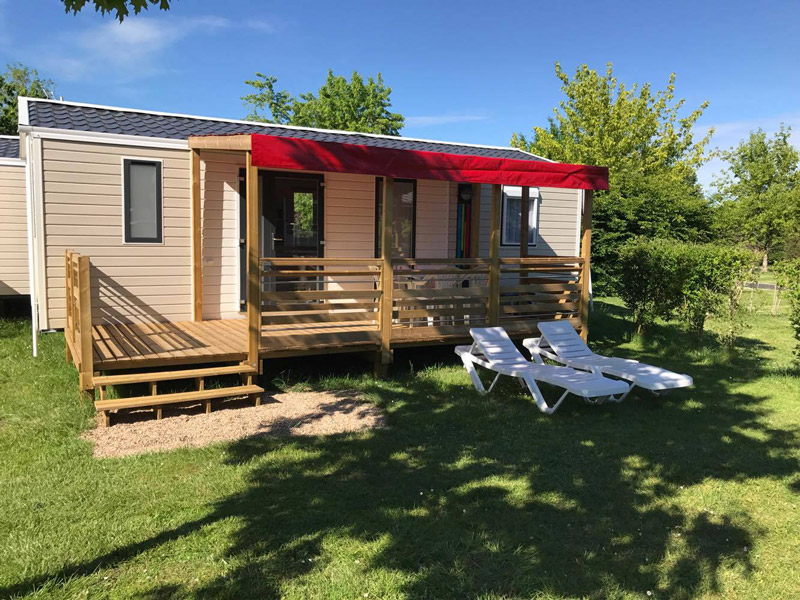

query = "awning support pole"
[[378, 177, 394, 374], [580, 190, 594, 341], [246, 151, 261, 370], [488, 184, 502, 326]]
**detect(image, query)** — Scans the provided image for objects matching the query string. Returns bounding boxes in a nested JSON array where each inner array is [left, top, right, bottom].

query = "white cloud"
[[696, 113, 800, 191], [43, 16, 232, 82], [24, 14, 277, 84], [405, 114, 487, 127]]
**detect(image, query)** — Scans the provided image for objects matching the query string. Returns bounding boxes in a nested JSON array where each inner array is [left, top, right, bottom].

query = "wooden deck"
[[92, 319, 383, 371], [67, 250, 585, 397], [91, 317, 569, 371]]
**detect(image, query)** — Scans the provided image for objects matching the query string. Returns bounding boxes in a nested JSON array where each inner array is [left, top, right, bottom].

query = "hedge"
[[618, 239, 756, 337], [774, 259, 800, 363]]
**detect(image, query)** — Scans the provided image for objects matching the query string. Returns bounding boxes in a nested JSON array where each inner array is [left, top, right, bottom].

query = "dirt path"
[[83, 390, 385, 459]]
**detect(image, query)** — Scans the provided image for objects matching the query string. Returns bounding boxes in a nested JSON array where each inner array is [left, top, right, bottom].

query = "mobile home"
[[17, 97, 607, 422], [0, 135, 29, 298]]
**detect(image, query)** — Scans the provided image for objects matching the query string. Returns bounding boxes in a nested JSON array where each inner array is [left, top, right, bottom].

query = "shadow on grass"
[[4, 301, 798, 598]]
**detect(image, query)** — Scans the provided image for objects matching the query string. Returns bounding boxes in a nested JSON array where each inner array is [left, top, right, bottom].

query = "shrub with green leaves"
[[618, 239, 755, 337], [617, 239, 686, 330], [774, 259, 800, 362]]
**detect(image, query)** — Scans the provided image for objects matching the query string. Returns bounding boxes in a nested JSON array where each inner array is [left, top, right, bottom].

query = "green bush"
[[617, 239, 686, 330], [774, 259, 800, 363], [618, 239, 756, 337]]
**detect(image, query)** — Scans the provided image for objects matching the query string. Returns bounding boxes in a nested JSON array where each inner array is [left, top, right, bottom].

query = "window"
[[501, 186, 539, 247], [375, 178, 416, 258], [123, 159, 162, 243]]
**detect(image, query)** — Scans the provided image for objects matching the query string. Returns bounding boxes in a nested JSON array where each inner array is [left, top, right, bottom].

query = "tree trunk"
[[761, 251, 768, 272]]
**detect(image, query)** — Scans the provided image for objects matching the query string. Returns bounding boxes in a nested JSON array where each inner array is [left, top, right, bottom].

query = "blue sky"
[[1, 0, 798, 189]]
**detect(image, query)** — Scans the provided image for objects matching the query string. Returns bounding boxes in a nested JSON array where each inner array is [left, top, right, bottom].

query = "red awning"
[[250, 133, 608, 190]]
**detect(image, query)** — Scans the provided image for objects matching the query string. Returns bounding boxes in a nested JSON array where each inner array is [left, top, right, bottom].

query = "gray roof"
[[27, 99, 542, 161], [0, 136, 20, 159]]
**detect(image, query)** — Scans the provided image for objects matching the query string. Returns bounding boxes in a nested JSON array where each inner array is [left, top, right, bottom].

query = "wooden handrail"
[[391, 258, 492, 266], [64, 250, 93, 390], [259, 257, 382, 266], [499, 256, 584, 265]]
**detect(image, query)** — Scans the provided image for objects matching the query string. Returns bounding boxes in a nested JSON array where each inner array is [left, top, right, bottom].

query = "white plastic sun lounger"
[[523, 321, 693, 400], [455, 327, 630, 414]]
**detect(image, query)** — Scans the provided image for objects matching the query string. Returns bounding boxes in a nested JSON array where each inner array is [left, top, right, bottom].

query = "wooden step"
[[93, 364, 257, 387], [95, 384, 264, 412]]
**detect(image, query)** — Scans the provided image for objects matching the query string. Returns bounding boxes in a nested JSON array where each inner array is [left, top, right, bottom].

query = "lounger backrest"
[[537, 321, 593, 359], [470, 327, 528, 366]]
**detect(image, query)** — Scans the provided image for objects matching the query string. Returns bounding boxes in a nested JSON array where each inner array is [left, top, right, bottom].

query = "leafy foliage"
[[243, 70, 404, 135], [511, 63, 714, 293], [61, 0, 170, 21], [619, 239, 755, 341], [712, 126, 800, 267], [774, 258, 800, 363], [0, 64, 56, 135]]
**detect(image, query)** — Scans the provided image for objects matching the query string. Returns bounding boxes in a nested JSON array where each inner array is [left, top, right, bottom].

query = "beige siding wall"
[[201, 152, 243, 320], [478, 184, 581, 258], [0, 163, 28, 295], [41, 139, 192, 328], [415, 180, 450, 258]]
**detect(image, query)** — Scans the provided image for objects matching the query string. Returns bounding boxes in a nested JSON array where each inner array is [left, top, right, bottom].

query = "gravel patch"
[[83, 390, 385, 459]]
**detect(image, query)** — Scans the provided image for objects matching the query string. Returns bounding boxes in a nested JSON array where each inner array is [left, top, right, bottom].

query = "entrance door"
[[239, 171, 324, 308], [265, 174, 324, 259]]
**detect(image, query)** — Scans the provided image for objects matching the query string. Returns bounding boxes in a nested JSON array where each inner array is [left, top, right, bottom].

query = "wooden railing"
[[498, 257, 583, 332], [259, 257, 384, 349], [256, 255, 585, 351], [391, 258, 491, 341], [64, 250, 93, 390]]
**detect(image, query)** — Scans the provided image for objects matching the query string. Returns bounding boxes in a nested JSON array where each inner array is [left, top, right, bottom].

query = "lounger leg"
[[609, 385, 635, 403], [487, 372, 502, 393], [460, 355, 488, 394], [522, 373, 568, 415]]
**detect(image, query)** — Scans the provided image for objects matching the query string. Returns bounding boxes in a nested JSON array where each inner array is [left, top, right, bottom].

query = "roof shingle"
[[0, 136, 20, 159], [26, 99, 542, 161]]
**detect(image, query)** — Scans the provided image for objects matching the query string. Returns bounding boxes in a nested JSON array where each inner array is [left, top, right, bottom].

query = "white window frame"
[[121, 156, 164, 245], [500, 186, 540, 247]]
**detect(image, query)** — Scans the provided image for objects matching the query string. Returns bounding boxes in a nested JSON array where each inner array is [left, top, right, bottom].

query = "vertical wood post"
[[190, 149, 203, 321], [379, 177, 394, 368], [77, 255, 93, 391], [579, 190, 594, 341], [64, 250, 73, 363], [469, 183, 481, 258], [246, 152, 261, 370], [488, 184, 502, 326]]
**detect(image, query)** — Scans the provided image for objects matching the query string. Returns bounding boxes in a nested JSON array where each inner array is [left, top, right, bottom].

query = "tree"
[[0, 64, 56, 135], [511, 63, 714, 293], [242, 70, 404, 136], [61, 0, 170, 21], [712, 126, 800, 269]]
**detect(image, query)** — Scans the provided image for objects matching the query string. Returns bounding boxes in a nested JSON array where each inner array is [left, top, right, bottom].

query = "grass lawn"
[[1, 295, 798, 599], [757, 270, 777, 286]]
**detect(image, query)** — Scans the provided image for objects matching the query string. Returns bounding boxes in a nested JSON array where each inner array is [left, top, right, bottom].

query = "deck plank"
[[180, 321, 242, 358], [94, 325, 127, 361]]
